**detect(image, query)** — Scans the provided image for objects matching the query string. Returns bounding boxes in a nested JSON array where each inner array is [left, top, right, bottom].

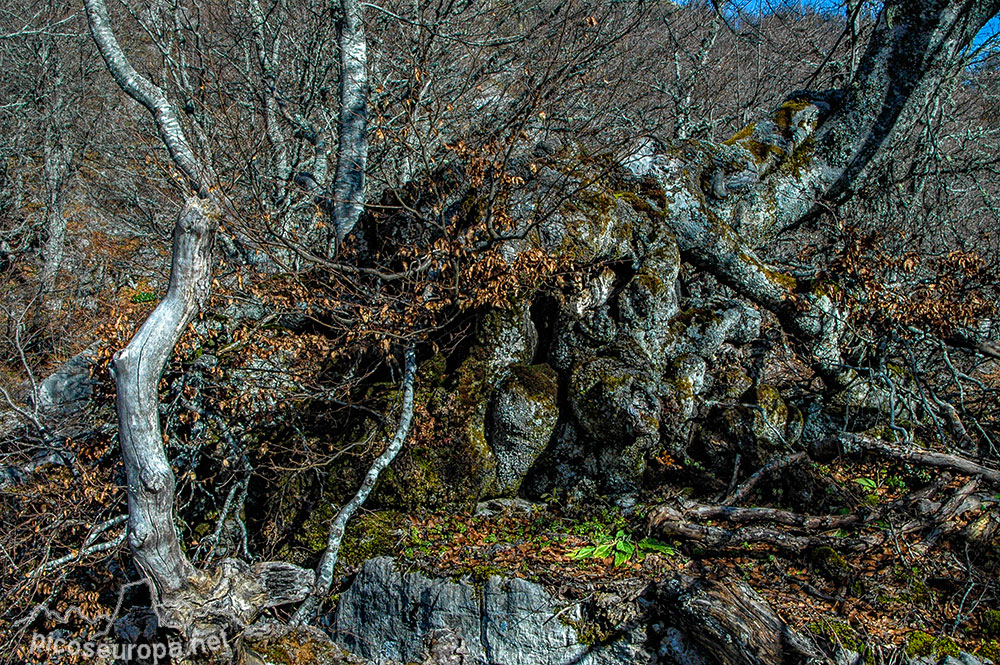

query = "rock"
[[373, 306, 535, 508], [473, 498, 536, 518], [936, 654, 994, 665], [833, 648, 863, 665], [486, 364, 559, 496], [35, 343, 100, 418], [330, 557, 654, 665], [568, 357, 661, 492], [423, 628, 472, 665], [959, 652, 993, 665]]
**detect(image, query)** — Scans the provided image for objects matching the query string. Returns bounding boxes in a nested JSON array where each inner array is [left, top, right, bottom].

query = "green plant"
[[853, 477, 877, 491], [568, 530, 675, 567], [983, 609, 1000, 639], [886, 475, 906, 490]]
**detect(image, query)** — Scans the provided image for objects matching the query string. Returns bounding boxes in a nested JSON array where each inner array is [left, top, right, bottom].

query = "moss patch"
[[905, 631, 959, 659], [809, 546, 851, 584], [807, 619, 868, 661]]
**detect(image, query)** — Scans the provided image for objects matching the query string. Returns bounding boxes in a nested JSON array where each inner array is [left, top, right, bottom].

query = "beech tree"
[[6, 0, 1000, 660]]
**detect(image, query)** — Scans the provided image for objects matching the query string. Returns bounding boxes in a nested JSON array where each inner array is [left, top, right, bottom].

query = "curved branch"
[[83, 0, 211, 195], [292, 346, 416, 625]]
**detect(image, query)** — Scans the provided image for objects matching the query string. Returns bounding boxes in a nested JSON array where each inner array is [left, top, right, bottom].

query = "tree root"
[[649, 439, 993, 555], [810, 434, 1000, 485]]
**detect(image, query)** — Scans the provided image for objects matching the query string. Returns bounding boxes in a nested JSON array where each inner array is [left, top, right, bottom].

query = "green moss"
[[374, 309, 531, 508], [809, 546, 851, 583], [937, 637, 960, 658], [508, 364, 558, 403], [561, 618, 617, 646], [339, 510, 405, 567], [757, 258, 799, 291], [298, 502, 336, 553], [984, 610, 1000, 639], [467, 564, 504, 584], [894, 565, 932, 604], [905, 631, 959, 659], [756, 386, 786, 422], [745, 139, 785, 165], [978, 639, 1000, 664], [774, 98, 813, 129], [613, 189, 664, 221], [633, 270, 666, 297], [723, 122, 757, 145], [778, 136, 815, 178], [670, 376, 695, 402], [806, 620, 867, 659]]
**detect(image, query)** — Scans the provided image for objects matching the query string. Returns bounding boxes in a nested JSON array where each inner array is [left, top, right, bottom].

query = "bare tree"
[[6, 1, 1000, 660]]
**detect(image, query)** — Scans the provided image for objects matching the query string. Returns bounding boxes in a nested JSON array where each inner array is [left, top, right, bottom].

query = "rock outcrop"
[[327, 557, 826, 665]]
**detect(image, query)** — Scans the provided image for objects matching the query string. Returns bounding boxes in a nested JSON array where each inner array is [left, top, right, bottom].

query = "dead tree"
[[85, 0, 313, 641]]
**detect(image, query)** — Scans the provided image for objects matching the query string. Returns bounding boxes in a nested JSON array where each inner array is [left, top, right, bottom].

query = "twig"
[[724, 452, 806, 505], [829, 434, 1000, 485], [27, 515, 128, 578]]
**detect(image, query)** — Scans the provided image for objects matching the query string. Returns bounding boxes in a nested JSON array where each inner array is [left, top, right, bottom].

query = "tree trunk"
[[658, 575, 825, 665], [111, 197, 218, 594], [327, 0, 368, 252], [630, 0, 1000, 390], [39, 122, 72, 303]]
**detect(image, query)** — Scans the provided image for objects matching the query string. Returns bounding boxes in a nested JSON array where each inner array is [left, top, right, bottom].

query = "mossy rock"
[[298, 501, 337, 554], [569, 357, 659, 443], [486, 363, 560, 496], [905, 631, 959, 659], [373, 307, 534, 509], [339, 510, 405, 567], [809, 546, 851, 584], [752, 384, 788, 448]]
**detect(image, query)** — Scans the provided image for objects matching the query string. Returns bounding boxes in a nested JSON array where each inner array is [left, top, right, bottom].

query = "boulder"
[[35, 343, 100, 418], [486, 364, 559, 496], [330, 557, 654, 665]]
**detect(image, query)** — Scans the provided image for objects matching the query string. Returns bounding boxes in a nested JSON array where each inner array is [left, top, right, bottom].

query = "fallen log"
[[810, 434, 1000, 485], [657, 575, 828, 665], [649, 502, 875, 553]]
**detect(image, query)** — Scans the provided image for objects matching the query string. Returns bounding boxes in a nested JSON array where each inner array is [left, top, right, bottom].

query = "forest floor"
[[335, 456, 1000, 664]]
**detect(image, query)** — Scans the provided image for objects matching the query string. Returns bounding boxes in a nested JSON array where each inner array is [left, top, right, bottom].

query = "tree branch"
[[292, 346, 416, 625], [326, 0, 368, 252], [83, 0, 211, 195]]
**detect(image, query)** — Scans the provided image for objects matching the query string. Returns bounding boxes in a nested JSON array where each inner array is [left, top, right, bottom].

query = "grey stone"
[[834, 648, 863, 665], [486, 364, 559, 496], [473, 498, 536, 518], [330, 558, 654, 665], [960, 651, 992, 665], [35, 343, 100, 417]]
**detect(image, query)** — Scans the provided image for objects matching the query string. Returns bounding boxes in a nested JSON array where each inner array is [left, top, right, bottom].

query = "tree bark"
[[84, 0, 211, 195], [632, 0, 1000, 390], [111, 197, 218, 594], [39, 121, 72, 301], [657, 575, 825, 665], [327, 0, 368, 252]]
